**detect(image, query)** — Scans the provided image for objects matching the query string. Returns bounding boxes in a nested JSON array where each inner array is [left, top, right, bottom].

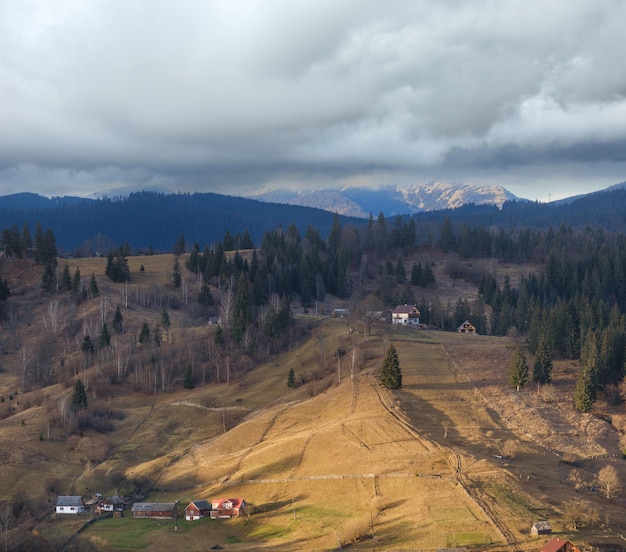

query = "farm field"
[[71, 324, 625, 550]]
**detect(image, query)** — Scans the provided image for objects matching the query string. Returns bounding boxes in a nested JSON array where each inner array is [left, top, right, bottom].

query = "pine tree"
[[574, 363, 596, 412], [20, 223, 32, 257], [70, 380, 88, 413], [61, 263, 72, 292], [439, 216, 457, 253], [184, 363, 194, 389], [41, 259, 56, 291], [138, 322, 151, 344], [214, 325, 225, 345], [380, 344, 402, 389], [89, 273, 99, 297], [575, 331, 599, 412], [508, 345, 529, 391], [112, 305, 123, 333], [172, 256, 181, 288], [231, 274, 252, 344], [173, 234, 186, 256], [81, 335, 95, 354], [532, 335, 553, 384], [287, 367, 296, 388], [72, 267, 81, 293], [99, 323, 111, 349]]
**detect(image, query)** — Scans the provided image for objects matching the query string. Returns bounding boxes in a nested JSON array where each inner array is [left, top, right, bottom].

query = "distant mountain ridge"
[[2, 183, 626, 253], [245, 182, 520, 217]]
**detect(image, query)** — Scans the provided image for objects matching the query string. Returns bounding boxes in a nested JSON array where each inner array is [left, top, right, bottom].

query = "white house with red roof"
[[210, 498, 246, 519]]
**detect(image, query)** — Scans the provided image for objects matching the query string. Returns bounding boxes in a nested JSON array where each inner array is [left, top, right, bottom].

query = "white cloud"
[[1, 0, 626, 198]]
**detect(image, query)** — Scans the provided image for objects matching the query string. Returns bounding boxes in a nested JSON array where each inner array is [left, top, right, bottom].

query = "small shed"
[[55, 496, 85, 515], [185, 500, 212, 521], [457, 320, 477, 334], [531, 521, 552, 536], [131, 502, 177, 519], [541, 538, 579, 552], [210, 498, 246, 519], [332, 308, 350, 319]]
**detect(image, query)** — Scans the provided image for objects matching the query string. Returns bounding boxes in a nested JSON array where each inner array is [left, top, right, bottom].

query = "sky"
[[2, 1, 626, 202]]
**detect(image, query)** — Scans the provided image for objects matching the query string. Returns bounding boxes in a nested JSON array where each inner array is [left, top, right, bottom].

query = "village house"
[[185, 500, 212, 521], [531, 521, 552, 537], [391, 304, 420, 325], [55, 496, 85, 515], [540, 538, 580, 552], [210, 498, 246, 519], [97, 495, 129, 514], [131, 502, 177, 519], [457, 320, 477, 334]]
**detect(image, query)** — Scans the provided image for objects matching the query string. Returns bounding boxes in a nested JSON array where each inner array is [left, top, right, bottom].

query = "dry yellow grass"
[[3, 255, 626, 551]]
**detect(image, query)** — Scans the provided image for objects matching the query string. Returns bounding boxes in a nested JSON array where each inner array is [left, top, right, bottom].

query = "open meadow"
[[1, 254, 625, 551]]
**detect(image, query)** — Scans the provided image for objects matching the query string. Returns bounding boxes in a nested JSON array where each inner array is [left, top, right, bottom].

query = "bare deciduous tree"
[[563, 499, 599, 530], [568, 468, 585, 492], [502, 439, 519, 459], [44, 300, 63, 334], [597, 465, 621, 499]]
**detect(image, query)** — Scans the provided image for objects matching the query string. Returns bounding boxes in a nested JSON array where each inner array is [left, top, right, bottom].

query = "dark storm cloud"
[[1, 0, 626, 200]]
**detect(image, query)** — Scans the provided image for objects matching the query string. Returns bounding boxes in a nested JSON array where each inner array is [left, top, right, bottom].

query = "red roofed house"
[[392, 304, 420, 325], [210, 498, 246, 519], [185, 500, 212, 521], [540, 538, 580, 552]]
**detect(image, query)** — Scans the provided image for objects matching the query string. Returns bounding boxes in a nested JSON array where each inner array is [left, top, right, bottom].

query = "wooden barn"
[[531, 521, 552, 536], [457, 320, 477, 334], [185, 500, 212, 521], [131, 502, 177, 519]]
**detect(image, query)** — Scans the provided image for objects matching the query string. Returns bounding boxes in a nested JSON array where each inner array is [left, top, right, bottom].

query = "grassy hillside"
[[1, 254, 625, 550]]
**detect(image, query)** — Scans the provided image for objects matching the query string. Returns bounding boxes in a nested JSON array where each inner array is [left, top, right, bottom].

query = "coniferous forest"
[[1, 189, 626, 417]]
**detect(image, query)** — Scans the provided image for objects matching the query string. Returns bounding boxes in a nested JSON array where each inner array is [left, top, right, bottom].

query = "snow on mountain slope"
[[245, 182, 520, 218]]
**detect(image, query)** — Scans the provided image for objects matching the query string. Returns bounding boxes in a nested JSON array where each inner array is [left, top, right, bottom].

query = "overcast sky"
[[2, 1, 626, 201]]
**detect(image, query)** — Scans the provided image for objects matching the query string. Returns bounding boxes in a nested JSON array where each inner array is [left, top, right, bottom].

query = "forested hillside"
[[1, 187, 626, 254], [2, 194, 626, 415], [0, 191, 363, 253], [2, 192, 626, 549]]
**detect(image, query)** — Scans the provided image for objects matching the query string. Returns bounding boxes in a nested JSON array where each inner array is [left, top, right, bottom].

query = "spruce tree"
[[287, 367, 296, 388], [61, 263, 72, 291], [532, 335, 553, 384], [184, 364, 194, 389], [172, 257, 181, 288], [99, 323, 111, 349], [112, 305, 123, 333], [72, 267, 81, 293], [138, 322, 151, 344], [509, 345, 529, 391], [575, 331, 599, 412], [71, 380, 88, 413], [380, 344, 402, 389], [41, 259, 56, 291], [81, 335, 95, 354], [89, 273, 99, 297], [574, 364, 596, 412]]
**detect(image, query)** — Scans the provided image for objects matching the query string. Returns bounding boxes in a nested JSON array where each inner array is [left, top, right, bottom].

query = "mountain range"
[[243, 182, 520, 218], [2, 182, 626, 253]]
